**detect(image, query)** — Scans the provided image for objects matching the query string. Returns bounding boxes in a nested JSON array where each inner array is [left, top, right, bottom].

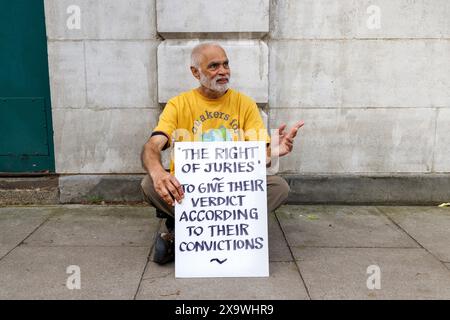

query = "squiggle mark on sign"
[[210, 258, 227, 264]]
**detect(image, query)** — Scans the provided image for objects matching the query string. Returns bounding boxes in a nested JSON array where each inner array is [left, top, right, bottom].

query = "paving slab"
[[293, 247, 450, 300], [136, 261, 308, 300], [0, 246, 150, 299], [0, 245, 10, 258], [377, 206, 450, 262], [268, 212, 292, 262], [0, 206, 53, 257], [24, 205, 159, 247], [276, 205, 417, 248]]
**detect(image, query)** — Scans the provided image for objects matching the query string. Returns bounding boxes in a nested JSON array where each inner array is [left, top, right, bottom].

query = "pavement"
[[0, 204, 450, 300]]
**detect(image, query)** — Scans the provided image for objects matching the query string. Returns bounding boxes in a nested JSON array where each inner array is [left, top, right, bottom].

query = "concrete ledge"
[[0, 177, 59, 205], [53, 173, 450, 205], [285, 174, 450, 205], [2, 174, 449, 205], [59, 175, 145, 204]]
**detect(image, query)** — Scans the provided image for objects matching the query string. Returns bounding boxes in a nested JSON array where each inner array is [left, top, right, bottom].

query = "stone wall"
[[45, 0, 160, 174], [269, 0, 450, 174], [43, 0, 450, 203]]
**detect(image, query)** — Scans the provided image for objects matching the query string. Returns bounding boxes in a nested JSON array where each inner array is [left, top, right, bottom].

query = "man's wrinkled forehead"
[[198, 46, 228, 66]]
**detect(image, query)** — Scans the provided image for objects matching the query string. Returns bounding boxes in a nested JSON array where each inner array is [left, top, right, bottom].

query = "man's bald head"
[[190, 42, 226, 69]]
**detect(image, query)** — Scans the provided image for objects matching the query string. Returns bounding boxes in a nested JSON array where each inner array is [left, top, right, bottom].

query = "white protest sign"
[[174, 141, 268, 278]]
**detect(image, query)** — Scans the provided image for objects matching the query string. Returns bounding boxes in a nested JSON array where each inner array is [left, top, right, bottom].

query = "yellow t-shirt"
[[152, 88, 270, 172]]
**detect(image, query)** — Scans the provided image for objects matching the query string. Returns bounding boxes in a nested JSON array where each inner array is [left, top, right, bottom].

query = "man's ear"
[[190, 66, 200, 80]]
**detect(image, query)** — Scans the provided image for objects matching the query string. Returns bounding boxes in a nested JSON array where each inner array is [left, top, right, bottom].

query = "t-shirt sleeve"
[[152, 99, 178, 149], [243, 101, 271, 144]]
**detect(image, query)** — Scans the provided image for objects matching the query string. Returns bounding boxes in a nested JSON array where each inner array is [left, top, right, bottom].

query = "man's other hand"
[[272, 120, 305, 157], [151, 169, 184, 206]]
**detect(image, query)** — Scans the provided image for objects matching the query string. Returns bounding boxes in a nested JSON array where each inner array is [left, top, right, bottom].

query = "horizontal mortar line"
[[270, 38, 450, 41]]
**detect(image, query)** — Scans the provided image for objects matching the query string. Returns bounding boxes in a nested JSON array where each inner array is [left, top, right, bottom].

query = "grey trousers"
[[141, 174, 290, 217]]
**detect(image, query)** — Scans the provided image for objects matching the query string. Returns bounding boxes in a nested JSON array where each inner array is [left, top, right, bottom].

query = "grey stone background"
[[42, 0, 450, 203]]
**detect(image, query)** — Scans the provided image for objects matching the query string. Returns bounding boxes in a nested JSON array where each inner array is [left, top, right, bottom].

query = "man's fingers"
[[286, 142, 293, 151], [286, 127, 298, 139], [295, 120, 305, 129], [158, 187, 174, 206], [168, 180, 183, 203], [170, 176, 185, 198], [288, 120, 305, 139], [278, 124, 287, 135], [154, 174, 185, 206]]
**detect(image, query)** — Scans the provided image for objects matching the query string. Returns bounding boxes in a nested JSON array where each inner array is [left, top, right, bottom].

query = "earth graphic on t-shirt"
[[201, 125, 233, 142]]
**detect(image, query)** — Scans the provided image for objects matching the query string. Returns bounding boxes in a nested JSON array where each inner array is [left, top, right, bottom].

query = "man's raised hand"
[[273, 120, 305, 157]]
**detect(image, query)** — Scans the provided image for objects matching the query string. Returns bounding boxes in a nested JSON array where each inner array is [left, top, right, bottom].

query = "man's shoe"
[[153, 232, 175, 265]]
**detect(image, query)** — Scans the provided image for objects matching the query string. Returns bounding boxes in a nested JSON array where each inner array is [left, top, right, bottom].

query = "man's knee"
[[140, 175, 153, 202], [141, 174, 175, 218], [273, 175, 290, 203], [267, 175, 290, 212]]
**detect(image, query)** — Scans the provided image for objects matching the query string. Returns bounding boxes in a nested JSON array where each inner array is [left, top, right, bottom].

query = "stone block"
[[269, 40, 450, 108], [157, 0, 269, 34], [284, 174, 450, 205], [52, 108, 158, 173], [47, 41, 86, 109], [158, 40, 268, 103], [44, 0, 157, 40], [269, 108, 435, 173], [59, 175, 146, 203], [85, 40, 159, 108], [271, 0, 450, 39]]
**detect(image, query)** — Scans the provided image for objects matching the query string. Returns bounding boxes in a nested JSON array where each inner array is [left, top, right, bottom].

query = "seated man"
[[141, 42, 304, 264]]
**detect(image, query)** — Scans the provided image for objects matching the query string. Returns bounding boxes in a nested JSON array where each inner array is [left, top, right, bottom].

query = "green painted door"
[[0, 0, 55, 173]]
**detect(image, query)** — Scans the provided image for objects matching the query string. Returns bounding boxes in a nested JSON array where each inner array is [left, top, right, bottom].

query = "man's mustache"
[[215, 75, 229, 82]]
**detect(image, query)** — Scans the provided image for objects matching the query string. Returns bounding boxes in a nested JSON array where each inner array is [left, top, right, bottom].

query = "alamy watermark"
[[366, 265, 381, 290], [66, 265, 81, 290], [66, 5, 81, 30], [366, 5, 381, 30]]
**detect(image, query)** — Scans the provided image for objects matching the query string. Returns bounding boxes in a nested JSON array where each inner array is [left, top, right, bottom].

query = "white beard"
[[199, 71, 229, 94]]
